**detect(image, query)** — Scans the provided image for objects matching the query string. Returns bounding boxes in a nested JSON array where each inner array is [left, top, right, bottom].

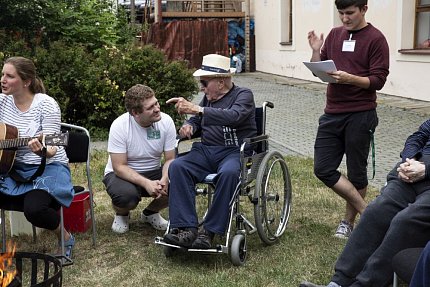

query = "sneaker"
[[299, 282, 340, 287], [163, 228, 197, 248], [112, 214, 130, 234], [334, 220, 353, 239], [191, 228, 214, 249], [140, 212, 168, 231]]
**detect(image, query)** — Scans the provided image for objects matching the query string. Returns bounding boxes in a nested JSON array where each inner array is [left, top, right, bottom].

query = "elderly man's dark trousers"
[[332, 165, 430, 287], [168, 142, 240, 235]]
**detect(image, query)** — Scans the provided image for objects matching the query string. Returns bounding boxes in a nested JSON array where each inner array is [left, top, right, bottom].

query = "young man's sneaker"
[[140, 212, 168, 231], [163, 228, 197, 248], [112, 214, 130, 234], [334, 220, 353, 239]]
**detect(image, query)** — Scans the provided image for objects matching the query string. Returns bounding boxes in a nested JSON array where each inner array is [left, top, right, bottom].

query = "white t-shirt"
[[104, 112, 176, 175]]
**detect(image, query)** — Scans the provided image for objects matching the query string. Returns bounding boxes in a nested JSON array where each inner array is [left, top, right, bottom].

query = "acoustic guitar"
[[0, 123, 69, 174]]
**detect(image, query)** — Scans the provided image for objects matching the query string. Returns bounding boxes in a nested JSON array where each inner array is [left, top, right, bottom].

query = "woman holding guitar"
[[0, 56, 75, 259]]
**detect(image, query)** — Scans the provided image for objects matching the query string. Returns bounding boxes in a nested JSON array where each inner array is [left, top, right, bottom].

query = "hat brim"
[[193, 68, 236, 77]]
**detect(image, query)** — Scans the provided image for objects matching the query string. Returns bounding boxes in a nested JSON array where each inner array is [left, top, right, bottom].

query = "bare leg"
[[146, 195, 168, 212], [344, 186, 367, 225], [332, 175, 367, 221], [112, 205, 134, 216], [54, 224, 71, 242], [112, 195, 168, 215]]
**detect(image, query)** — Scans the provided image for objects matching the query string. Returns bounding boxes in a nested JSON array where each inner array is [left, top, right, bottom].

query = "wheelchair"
[[154, 101, 292, 266]]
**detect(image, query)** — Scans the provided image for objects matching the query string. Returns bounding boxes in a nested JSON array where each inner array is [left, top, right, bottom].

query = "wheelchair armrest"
[[243, 134, 269, 144], [175, 135, 202, 157], [240, 134, 269, 157]]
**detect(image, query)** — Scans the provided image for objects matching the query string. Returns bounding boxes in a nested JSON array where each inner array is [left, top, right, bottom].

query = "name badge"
[[147, 128, 160, 140], [342, 40, 356, 52]]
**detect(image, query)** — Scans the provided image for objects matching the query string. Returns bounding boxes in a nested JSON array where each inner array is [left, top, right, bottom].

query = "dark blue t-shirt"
[[186, 84, 257, 147]]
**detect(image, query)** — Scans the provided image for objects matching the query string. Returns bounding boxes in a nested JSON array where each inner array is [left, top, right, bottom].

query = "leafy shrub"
[[32, 42, 197, 137], [0, 0, 198, 139]]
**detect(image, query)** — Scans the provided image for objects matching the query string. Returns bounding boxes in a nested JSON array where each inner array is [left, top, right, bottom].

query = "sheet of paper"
[[303, 60, 337, 83]]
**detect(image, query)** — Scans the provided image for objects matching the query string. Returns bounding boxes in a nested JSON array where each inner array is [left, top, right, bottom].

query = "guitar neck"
[[0, 123, 68, 150], [0, 137, 38, 150]]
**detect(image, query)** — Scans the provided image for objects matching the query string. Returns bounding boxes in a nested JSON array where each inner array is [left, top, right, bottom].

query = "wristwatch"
[[198, 106, 204, 117]]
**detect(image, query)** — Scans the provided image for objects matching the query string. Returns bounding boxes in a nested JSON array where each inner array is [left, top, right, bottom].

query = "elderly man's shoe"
[[163, 228, 197, 248], [191, 228, 214, 249]]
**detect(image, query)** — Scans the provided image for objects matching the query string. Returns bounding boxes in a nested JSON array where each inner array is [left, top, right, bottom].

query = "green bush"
[[0, 0, 198, 139], [31, 42, 197, 138]]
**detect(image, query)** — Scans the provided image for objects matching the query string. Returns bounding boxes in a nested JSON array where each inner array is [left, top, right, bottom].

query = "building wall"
[[253, 0, 430, 102]]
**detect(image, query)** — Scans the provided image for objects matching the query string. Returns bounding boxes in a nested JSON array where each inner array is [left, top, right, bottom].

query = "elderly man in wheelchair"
[[164, 53, 256, 249], [157, 54, 292, 265]]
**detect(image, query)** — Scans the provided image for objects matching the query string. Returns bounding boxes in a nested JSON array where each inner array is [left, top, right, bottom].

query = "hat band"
[[201, 65, 229, 73]]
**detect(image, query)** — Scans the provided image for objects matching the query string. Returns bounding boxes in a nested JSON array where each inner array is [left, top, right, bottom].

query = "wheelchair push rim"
[[254, 150, 292, 245]]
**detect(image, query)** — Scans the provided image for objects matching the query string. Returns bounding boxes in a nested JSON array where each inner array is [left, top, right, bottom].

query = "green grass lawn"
[[3, 150, 381, 287]]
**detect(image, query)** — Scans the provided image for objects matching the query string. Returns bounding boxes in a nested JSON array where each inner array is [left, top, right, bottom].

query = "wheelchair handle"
[[264, 101, 274, 109]]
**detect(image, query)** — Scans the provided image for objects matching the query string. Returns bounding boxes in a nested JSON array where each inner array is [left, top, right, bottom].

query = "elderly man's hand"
[[397, 158, 426, 183], [179, 124, 194, 139], [167, 97, 199, 115]]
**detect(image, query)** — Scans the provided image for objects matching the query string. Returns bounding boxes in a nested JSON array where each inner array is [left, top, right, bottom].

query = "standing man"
[[163, 54, 257, 249], [307, 0, 389, 238], [103, 84, 176, 233], [300, 118, 430, 287]]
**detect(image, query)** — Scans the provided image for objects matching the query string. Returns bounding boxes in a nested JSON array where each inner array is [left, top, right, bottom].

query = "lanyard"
[[370, 129, 375, 179]]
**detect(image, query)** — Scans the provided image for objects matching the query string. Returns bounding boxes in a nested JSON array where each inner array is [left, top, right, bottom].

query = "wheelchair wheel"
[[230, 234, 247, 266], [254, 150, 292, 245]]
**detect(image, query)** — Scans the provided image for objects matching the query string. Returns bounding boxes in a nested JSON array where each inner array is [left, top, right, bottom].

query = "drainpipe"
[[245, 0, 250, 72]]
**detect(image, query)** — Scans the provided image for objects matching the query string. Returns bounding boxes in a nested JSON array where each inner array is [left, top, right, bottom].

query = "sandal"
[[59, 233, 75, 259]]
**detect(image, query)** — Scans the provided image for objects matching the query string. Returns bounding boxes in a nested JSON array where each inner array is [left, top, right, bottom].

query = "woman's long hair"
[[5, 56, 46, 94]]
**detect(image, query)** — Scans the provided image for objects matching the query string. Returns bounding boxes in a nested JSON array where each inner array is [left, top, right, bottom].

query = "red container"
[[63, 191, 92, 233]]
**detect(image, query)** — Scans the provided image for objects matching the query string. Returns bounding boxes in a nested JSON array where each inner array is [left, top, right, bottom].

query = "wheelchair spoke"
[[254, 151, 292, 245]]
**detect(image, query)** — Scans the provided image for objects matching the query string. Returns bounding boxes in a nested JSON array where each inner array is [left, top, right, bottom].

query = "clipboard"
[[303, 60, 337, 83]]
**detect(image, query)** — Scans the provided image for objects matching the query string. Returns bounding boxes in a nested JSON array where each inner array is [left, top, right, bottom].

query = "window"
[[415, 0, 430, 49], [399, 0, 430, 54], [280, 0, 292, 45]]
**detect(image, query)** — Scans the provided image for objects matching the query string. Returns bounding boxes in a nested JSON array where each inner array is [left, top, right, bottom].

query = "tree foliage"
[[0, 0, 130, 50], [0, 0, 198, 138]]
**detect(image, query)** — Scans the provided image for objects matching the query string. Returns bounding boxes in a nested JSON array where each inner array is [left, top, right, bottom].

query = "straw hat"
[[193, 54, 236, 77]]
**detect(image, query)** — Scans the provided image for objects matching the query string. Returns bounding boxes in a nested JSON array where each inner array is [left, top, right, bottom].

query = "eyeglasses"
[[200, 78, 216, 87]]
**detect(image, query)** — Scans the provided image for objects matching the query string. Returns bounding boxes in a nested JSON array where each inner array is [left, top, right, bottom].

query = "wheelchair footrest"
[[154, 236, 227, 254]]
